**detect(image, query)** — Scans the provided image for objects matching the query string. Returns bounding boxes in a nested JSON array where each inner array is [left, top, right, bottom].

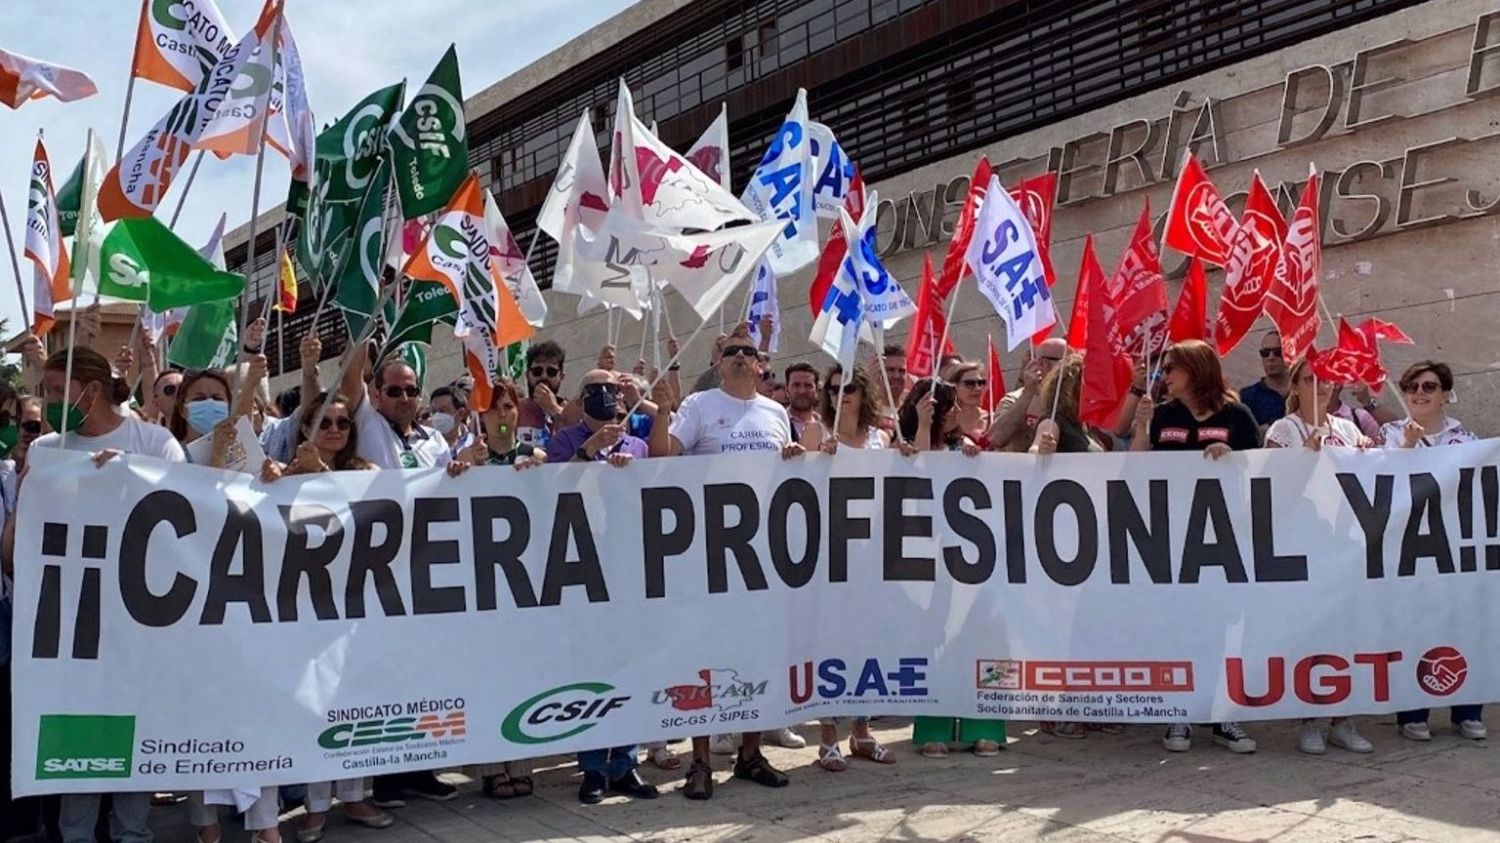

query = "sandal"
[[1052, 722, 1087, 740], [510, 776, 534, 796], [849, 736, 896, 764], [972, 739, 1002, 757], [817, 743, 849, 772], [484, 774, 526, 800], [683, 760, 714, 800], [920, 741, 948, 758], [648, 745, 683, 771]]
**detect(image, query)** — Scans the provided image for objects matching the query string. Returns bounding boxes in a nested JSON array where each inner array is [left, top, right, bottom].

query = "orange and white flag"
[[194, 0, 284, 157], [129, 0, 237, 92], [0, 48, 97, 109], [24, 139, 71, 335]]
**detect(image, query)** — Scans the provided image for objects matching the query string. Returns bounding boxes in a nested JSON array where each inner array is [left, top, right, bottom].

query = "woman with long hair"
[[1380, 361, 1485, 742], [170, 356, 267, 467], [944, 360, 991, 447], [1130, 339, 1261, 755]]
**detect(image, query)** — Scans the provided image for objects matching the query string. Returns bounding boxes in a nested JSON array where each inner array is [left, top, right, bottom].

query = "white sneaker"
[[1400, 722, 1432, 742], [766, 727, 807, 749], [1457, 720, 1488, 740], [1213, 722, 1257, 753], [1327, 720, 1374, 753], [1298, 722, 1327, 755], [1163, 723, 1191, 752], [708, 734, 739, 755]]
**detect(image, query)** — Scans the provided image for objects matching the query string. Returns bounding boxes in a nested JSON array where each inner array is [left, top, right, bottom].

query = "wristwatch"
[[1130, 386, 1147, 397]]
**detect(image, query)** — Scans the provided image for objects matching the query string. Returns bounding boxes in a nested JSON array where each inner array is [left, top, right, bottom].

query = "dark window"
[[726, 35, 744, 70]]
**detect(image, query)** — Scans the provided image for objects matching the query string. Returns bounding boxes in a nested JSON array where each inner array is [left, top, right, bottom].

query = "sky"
[[0, 0, 638, 336]]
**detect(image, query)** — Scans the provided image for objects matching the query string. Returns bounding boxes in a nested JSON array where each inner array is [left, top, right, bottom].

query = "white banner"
[[11, 442, 1500, 794]]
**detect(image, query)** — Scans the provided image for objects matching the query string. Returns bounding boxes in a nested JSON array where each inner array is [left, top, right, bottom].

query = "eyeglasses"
[[382, 385, 421, 399], [825, 383, 858, 395], [317, 417, 353, 431], [959, 378, 988, 389], [584, 382, 621, 395], [722, 346, 758, 359], [529, 365, 560, 378], [1259, 348, 1284, 359], [20, 420, 41, 435], [1402, 381, 1443, 395]]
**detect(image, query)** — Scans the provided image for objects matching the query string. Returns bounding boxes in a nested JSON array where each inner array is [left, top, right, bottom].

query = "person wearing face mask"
[[427, 385, 473, 457], [544, 369, 650, 466], [169, 370, 234, 446]]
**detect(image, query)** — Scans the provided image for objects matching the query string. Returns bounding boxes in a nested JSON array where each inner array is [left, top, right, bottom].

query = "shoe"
[[578, 771, 607, 804], [608, 770, 659, 799], [369, 784, 405, 810], [766, 727, 806, 749], [1328, 720, 1374, 753], [1298, 722, 1327, 755], [733, 751, 789, 788], [1163, 723, 1191, 752], [972, 739, 1001, 757], [294, 822, 323, 843], [683, 761, 714, 800], [708, 734, 739, 755], [1457, 720, 1488, 740], [403, 772, 457, 802], [1400, 721, 1432, 742], [1051, 722, 1087, 740], [1213, 722, 1257, 753]]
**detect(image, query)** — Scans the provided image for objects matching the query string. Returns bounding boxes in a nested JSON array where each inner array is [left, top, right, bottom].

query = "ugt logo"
[[788, 657, 928, 704]]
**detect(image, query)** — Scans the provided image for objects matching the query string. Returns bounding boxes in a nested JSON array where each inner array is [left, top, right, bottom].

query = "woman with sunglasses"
[[1378, 361, 1486, 742], [945, 361, 992, 448], [258, 395, 394, 839], [1130, 339, 1261, 755], [794, 364, 899, 771], [8, 398, 44, 473]]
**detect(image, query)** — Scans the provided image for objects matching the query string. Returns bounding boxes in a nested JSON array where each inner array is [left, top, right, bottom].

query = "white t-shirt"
[[354, 396, 451, 469], [1265, 414, 1364, 449], [669, 389, 792, 456], [1380, 416, 1478, 449], [32, 416, 187, 463]]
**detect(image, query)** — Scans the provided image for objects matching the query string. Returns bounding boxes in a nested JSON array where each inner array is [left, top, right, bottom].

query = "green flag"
[[395, 343, 428, 389], [167, 298, 238, 370], [296, 83, 405, 287], [389, 45, 467, 218], [383, 279, 456, 354], [502, 341, 527, 382], [331, 159, 391, 337], [55, 154, 83, 238], [90, 217, 246, 312]]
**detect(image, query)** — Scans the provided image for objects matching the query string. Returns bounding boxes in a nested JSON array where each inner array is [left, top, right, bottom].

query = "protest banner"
[[11, 442, 1500, 794]]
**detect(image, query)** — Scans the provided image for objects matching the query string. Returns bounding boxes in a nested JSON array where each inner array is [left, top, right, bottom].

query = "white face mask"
[[430, 412, 456, 435]]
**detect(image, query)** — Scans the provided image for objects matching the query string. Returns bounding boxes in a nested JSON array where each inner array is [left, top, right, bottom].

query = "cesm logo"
[[653, 668, 767, 729], [36, 715, 136, 780], [502, 682, 630, 745], [789, 657, 928, 704], [318, 713, 467, 750]]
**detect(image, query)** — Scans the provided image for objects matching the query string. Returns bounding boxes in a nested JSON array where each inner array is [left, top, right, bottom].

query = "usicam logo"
[[788, 657, 929, 705], [1224, 648, 1469, 706], [653, 668, 768, 730], [977, 660, 1194, 692]]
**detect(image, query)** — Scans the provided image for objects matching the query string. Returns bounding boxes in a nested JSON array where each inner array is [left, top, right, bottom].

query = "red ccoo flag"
[[1264, 164, 1322, 361], [905, 252, 956, 379], [1167, 257, 1209, 342], [936, 156, 992, 300], [983, 334, 1006, 413], [1164, 152, 1237, 266], [1065, 234, 1105, 351], [1213, 171, 1287, 356], [808, 167, 866, 314], [1108, 201, 1169, 357], [1080, 239, 1132, 429]]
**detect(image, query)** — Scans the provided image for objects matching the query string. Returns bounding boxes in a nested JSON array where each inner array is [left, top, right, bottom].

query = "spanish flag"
[[275, 248, 298, 313]]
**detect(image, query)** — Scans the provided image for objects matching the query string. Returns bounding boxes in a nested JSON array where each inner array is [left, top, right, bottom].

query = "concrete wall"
[[354, 0, 1500, 435]]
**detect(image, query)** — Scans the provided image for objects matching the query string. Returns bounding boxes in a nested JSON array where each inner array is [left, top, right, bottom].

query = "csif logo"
[[501, 683, 630, 746], [36, 714, 136, 780], [789, 657, 928, 704], [318, 712, 466, 750]]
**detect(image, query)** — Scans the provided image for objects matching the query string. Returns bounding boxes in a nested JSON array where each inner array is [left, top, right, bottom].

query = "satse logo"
[[36, 714, 136, 780], [789, 657, 928, 704]]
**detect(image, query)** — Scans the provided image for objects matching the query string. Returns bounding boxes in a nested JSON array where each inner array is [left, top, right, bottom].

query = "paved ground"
[[149, 716, 1500, 843]]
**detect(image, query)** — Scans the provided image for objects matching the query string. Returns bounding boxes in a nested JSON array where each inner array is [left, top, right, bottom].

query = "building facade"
[[231, 0, 1500, 433]]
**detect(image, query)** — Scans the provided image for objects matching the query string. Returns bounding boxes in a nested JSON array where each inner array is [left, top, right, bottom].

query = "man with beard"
[[782, 362, 820, 441], [517, 341, 567, 449]]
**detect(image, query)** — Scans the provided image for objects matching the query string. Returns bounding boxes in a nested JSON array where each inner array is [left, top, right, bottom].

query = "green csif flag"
[[382, 279, 457, 355], [55, 153, 83, 238], [296, 82, 405, 288], [167, 298, 238, 370], [90, 217, 246, 312], [331, 158, 391, 338], [389, 45, 467, 218]]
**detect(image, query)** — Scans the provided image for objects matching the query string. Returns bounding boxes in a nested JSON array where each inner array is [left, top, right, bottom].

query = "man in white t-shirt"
[[340, 340, 451, 471], [648, 331, 805, 800]]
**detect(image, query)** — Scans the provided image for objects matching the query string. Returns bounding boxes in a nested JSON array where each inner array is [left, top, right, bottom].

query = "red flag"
[[808, 167, 866, 314], [1360, 316, 1412, 347], [935, 157, 992, 300], [1065, 235, 1104, 351], [983, 335, 1006, 413], [1167, 257, 1209, 342], [1309, 316, 1415, 394], [1009, 172, 1058, 288], [1213, 172, 1287, 356], [1164, 153, 1237, 266], [1080, 242, 1132, 429], [905, 252, 956, 379], [1265, 165, 1322, 361], [1108, 201, 1169, 357]]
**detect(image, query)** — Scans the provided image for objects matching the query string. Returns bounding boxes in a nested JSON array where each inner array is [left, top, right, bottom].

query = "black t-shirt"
[[1148, 400, 1263, 451]]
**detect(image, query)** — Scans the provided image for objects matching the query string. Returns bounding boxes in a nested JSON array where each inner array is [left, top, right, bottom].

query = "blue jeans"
[[1398, 705, 1483, 725], [577, 745, 638, 779]]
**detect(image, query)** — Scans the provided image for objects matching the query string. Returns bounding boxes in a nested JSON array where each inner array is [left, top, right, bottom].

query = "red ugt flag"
[[1167, 257, 1209, 342], [1080, 238, 1132, 429], [1213, 172, 1287, 356], [1108, 201, 1169, 357], [1164, 153, 1237, 266], [905, 252, 956, 379], [1264, 165, 1322, 361], [1065, 234, 1106, 352]]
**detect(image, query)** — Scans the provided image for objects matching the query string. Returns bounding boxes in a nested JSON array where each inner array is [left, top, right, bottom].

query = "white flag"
[[744, 260, 781, 353], [24, 138, 69, 333], [193, 1, 283, 156], [838, 194, 914, 329], [809, 121, 856, 219], [740, 89, 819, 274], [537, 109, 609, 242], [67, 132, 110, 304], [964, 174, 1057, 350], [483, 190, 546, 328], [686, 104, 731, 191]]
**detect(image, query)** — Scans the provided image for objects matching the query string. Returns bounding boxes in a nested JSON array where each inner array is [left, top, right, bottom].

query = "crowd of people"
[[0, 308, 1488, 842]]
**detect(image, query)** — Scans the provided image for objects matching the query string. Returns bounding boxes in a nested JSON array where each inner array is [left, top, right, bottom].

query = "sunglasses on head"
[[1259, 348, 1284, 359], [383, 385, 421, 399], [959, 378, 988, 389], [825, 382, 858, 395], [317, 416, 353, 431], [722, 345, 757, 359], [21, 420, 41, 435], [529, 365, 560, 378], [1402, 380, 1443, 395]]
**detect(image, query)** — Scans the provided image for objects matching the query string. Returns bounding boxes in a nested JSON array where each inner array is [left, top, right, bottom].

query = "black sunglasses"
[[584, 382, 621, 395], [529, 365, 560, 378], [317, 417, 353, 431], [722, 346, 758, 359], [383, 385, 421, 399], [21, 420, 42, 435], [1402, 381, 1442, 395], [825, 383, 858, 395], [959, 378, 988, 389], [1259, 348, 1284, 359]]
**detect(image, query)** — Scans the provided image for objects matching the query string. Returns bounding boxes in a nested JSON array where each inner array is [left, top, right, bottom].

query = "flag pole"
[[236, 3, 287, 380], [115, 74, 138, 164], [167, 151, 207, 229], [874, 324, 904, 444], [622, 293, 724, 420], [932, 276, 964, 382], [60, 129, 96, 441], [0, 182, 30, 321], [1047, 305, 1071, 421], [258, 216, 294, 324]]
